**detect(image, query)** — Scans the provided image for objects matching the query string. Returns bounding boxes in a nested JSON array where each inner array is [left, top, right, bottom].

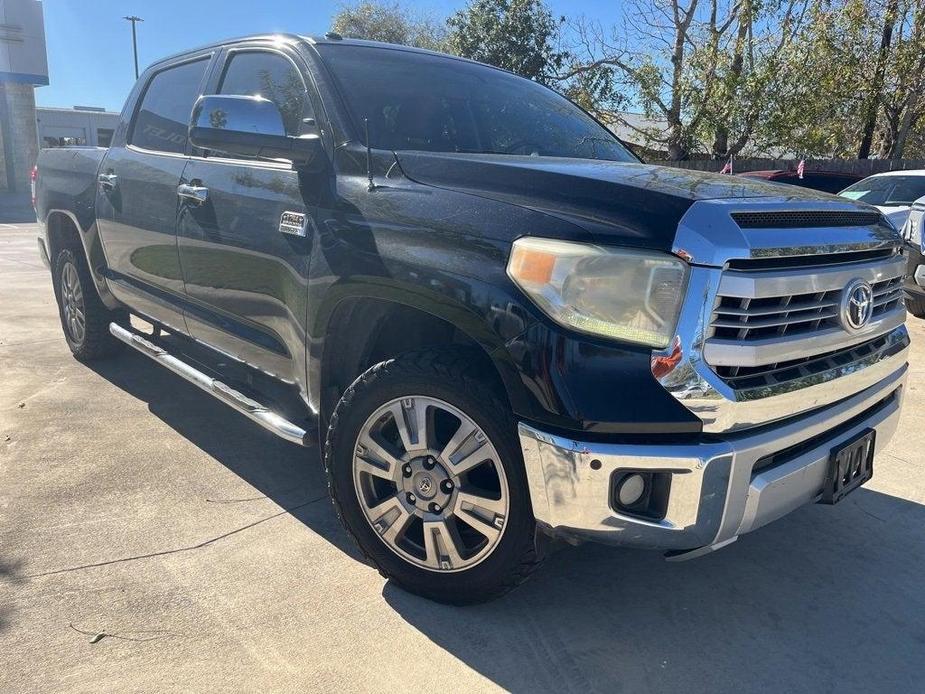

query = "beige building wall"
[[0, 81, 39, 192]]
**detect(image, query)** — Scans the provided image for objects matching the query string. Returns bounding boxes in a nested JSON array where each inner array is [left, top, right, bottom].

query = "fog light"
[[617, 473, 647, 507], [611, 470, 671, 520]]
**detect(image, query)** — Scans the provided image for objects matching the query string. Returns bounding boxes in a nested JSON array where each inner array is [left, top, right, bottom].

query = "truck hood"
[[395, 152, 840, 251]]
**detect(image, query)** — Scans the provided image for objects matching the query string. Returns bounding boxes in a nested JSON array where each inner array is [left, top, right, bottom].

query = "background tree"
[[331, 2, 448, 51], [857, 0, 900, 158], [763, 0, 870, 157], [876, 0, 925, 158], [329, 0, 925, 160], [763, 0, 925, 159], [700, 1, 810, 159], [447, 0, 568, 83]]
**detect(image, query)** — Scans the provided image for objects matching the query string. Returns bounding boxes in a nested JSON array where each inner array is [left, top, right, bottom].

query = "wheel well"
[[320, 298, 508, 418], [45, 212, 82, 262]]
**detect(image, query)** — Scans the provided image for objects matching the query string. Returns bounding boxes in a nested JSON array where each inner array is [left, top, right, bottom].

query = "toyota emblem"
[[418, 476, 433, 494], [840, 279, 874, 332]]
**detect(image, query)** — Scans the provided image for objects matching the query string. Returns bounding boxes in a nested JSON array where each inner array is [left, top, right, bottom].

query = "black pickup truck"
[[34, 34, 910, 604]]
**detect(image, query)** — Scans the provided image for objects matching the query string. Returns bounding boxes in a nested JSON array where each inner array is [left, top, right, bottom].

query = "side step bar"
[[109, 322, 314, 447]]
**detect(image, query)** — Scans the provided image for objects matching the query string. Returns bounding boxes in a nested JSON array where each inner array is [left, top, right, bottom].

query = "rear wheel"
[[53, 248, 125, 361], [324, 348, 540, 604]]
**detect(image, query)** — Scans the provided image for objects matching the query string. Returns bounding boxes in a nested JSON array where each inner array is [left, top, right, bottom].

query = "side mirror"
[[903, 194, 925, 246], [189, 94, 322, 167]]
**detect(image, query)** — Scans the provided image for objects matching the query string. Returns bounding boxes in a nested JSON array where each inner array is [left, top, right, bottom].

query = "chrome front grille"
[[656, 198, 910, 434], [711, 274, 904, 343], [714, 332, 904, 392], [703, 254, 907, 371]]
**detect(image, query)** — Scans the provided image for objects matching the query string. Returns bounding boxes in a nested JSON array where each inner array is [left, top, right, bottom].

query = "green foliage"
[[446, 0, 567, 83], [328, 0, 925, 160], [759, 0, 925, 158], [331, 2, 447, 51], [563, 64, 624, 117]]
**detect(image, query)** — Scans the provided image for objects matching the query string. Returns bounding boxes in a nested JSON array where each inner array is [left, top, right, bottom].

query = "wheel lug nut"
[[429, 502, 442, 514], [441, 480, 454, 493], [423, 456, 435, 470], [407, 492, 416, 504], [402, 464, 412, 477]]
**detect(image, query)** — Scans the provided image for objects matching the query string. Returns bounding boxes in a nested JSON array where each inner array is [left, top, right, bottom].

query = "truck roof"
[[146, 33, 460, 72]]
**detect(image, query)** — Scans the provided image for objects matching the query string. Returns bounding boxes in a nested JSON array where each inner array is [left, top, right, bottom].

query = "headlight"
[[507, 237, 688, 348], [904, 208, 923, 251]]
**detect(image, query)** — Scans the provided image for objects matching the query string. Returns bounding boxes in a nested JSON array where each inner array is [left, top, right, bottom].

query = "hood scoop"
[[730, 210, 883, 229]]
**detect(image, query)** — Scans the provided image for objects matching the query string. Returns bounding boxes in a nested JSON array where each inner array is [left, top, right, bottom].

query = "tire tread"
[[53, 248, 125, 361], [323, 347, 541, 604]]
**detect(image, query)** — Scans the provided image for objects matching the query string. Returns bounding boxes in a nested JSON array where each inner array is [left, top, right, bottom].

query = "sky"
[[36, 0, 619, 112]]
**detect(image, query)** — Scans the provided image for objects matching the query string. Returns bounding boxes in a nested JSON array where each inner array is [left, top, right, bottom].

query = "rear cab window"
[[130, 58, 211, 154]]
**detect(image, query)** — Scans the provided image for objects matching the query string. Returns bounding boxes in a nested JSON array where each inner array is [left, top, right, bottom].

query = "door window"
[[96, 128, 115, 147], [217, 51, 309, 136], [130, 58, 210, 154]]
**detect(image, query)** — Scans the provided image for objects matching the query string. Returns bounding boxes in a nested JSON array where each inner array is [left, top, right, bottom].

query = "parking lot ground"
[[2, 223, 924, 693]]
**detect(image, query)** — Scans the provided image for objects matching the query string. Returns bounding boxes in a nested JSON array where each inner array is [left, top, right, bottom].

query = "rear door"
[[96, 53, 214, 332], [176, 44, 320, 388]]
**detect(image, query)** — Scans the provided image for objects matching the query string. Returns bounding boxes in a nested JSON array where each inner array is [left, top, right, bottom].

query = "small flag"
[[720, 155, 733, 175], [797, 158, 805, 179]]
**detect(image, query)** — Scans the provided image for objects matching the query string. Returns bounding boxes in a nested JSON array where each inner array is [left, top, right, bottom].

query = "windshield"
[[315, 44, 636, 162], [839, 175, 925, 206]]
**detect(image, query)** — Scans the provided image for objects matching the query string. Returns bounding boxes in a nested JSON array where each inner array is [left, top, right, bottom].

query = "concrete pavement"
[[2, 223, 924, 692]]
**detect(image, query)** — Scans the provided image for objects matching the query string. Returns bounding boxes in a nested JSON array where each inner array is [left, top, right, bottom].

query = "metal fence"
[[658, 158, 925, 175]]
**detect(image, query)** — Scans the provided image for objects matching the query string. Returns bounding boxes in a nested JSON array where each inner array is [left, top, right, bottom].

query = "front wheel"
[[906, 296, 925, 318], [324, 348, 541, 604]]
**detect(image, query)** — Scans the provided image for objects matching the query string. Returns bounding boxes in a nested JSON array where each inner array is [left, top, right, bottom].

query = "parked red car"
[[739, 169, 863, 194]]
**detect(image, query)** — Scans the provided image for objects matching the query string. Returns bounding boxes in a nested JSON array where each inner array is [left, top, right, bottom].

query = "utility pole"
[[123, 16, 144, 80]]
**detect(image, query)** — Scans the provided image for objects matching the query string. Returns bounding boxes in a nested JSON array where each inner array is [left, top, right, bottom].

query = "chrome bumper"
[[519, 364, 906, 553]]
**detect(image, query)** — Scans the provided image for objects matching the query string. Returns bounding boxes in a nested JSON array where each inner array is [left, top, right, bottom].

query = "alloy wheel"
[[352, 396, 510, 572], [60, 261, 86, 345]]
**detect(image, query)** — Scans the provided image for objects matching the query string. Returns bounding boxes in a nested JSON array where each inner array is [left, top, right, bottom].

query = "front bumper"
[[519, 363, 906, 553]]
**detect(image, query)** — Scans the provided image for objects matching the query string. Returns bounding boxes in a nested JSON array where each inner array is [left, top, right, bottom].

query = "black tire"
[[53, 248, 125, 361], [324, 348, 541, 604], [905, 296, 925, 318]]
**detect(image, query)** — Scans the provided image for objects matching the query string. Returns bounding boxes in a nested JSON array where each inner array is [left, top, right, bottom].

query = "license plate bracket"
[[821, 429, 875, 505]]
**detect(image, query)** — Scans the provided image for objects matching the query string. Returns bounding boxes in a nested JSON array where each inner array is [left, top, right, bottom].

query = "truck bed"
[[35, 146, 106, 229]]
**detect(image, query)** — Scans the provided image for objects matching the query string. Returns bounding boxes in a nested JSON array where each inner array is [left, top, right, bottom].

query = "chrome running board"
[[109, 322, 313, 446]]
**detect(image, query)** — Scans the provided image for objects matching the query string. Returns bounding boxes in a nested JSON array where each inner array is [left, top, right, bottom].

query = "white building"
[[36, 105, 120, 148], [0, 0, 47, 193]]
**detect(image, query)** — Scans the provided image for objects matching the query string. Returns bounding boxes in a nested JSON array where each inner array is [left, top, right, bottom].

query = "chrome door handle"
[[98, 173, 118, 189], [177, 183, 209, 205]]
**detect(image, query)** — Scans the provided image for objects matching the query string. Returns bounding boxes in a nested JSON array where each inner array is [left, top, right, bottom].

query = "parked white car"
[[901, 196, 925, 318], [838, 170, 925, 230]]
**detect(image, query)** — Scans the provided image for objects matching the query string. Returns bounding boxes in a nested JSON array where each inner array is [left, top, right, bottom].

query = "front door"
[[96, 54, 213, 333], [177, 46, 319, 390]]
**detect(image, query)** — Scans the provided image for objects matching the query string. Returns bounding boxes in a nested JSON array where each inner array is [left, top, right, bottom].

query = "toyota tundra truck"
[[33, 34, 910, 604]]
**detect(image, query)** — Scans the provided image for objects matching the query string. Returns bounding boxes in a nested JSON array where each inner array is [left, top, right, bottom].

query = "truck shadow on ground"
[[86, 351, 363, 561], [383, 487, 925, 693], [89, 351, 925, 693]]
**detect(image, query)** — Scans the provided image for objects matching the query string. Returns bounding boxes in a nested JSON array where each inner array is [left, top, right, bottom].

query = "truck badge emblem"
[[841, 279, 874, 331], [279, 211, 307, 237]]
